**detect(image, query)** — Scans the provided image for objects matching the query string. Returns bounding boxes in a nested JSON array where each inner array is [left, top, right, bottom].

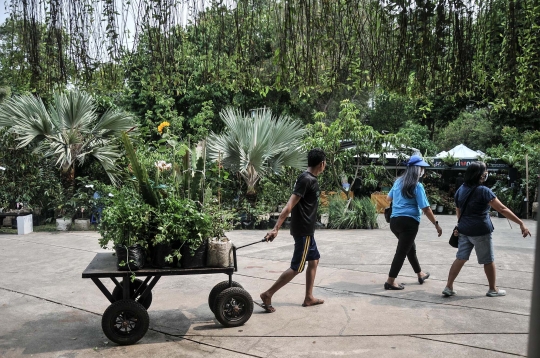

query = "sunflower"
[[157, 121, 170, 134]]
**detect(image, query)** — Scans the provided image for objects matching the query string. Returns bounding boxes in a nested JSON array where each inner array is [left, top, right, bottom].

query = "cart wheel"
[[102, 299, 149, 346], [214, 287, 253, 327], [112, 279, 153, 310], [208, 281, 243, 313]]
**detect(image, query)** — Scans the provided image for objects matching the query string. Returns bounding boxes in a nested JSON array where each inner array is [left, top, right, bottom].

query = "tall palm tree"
[[207, 107, 306, 196], [0, 89, 136, 186]]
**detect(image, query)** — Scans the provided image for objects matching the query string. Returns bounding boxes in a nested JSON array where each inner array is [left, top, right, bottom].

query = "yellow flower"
[[157, 121, 170, 134]]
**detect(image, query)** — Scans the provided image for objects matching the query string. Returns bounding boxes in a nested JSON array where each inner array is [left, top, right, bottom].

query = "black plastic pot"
[[180, 241, 207, 268], [255, 220, 269, 230], [115, 244, 146, 271], [32, 215, 41, 227], [151, 242, 172, 268], [241, 220, 254, 229]]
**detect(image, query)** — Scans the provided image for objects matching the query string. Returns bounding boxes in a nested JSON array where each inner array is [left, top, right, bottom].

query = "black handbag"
[[384, 201, 392, 223], [449, 186, 478, 248]]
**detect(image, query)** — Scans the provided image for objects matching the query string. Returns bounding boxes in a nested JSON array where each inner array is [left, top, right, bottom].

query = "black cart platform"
[[82, 252, 253, 345]]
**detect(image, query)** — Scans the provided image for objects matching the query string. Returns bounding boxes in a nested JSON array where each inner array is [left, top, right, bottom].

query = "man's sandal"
[[254, 301, 275, 313]]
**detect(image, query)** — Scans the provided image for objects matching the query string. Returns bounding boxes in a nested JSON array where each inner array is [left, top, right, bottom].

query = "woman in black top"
[[442, 162, 531, 297]]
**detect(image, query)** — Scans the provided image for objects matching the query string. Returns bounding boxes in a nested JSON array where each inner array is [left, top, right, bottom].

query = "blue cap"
[[406, 155, 430, 167]]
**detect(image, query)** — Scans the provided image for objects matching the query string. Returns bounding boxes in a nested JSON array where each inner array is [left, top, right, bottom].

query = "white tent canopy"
[[436, 144, 485, 159]]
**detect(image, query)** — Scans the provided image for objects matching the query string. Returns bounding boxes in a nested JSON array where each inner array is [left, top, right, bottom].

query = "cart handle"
[[235, 238, 266, 250]]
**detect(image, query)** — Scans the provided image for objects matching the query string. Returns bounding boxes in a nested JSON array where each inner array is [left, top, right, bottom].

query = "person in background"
[[385, 155, 442, 290], [455, 172, 464, 189], [258, 148, 326, 312], [442, 162, 531, 297]]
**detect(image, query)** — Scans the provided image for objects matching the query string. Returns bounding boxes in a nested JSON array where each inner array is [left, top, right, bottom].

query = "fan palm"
[[207, 107, 306, 195], [0, 89, 136, 186]]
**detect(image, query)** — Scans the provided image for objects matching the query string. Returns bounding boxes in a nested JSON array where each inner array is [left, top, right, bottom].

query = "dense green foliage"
[[0, 0, 539, 223], [2, 1, 539, 126]]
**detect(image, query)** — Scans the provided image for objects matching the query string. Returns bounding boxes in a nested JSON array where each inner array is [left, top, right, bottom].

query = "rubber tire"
[[208, 281, 243, 313], [112, 279, 152, 310], [214, 287, 253, 328], [102, 299, 149, 346]]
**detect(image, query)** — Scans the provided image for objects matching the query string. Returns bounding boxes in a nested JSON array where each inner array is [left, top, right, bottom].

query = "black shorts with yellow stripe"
[[290, 235, 320, 273]]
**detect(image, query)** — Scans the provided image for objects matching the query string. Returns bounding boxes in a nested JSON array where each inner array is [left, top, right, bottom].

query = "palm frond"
[[92, 108, 136, 136], [207, 107, 307, 191], [87, 144, 124, 185], [53, 90, 96, 133], [0, 89, 134, 185], [0, 94, 56, 146]]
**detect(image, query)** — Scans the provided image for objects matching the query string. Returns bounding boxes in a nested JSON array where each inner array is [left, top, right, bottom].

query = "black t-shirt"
[[290, 171, 320, 237], [455, 185, 496, 236]]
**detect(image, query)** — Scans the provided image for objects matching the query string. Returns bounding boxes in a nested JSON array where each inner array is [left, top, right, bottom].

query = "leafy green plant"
[[359, 197, 378, 229], [328, 195, 377, 229], [97, 186, 153, 249], [203, 187, 235, 238], [441, 154, 458, 167], [155, 195, 212, 262], [491, 180, 524, 215], [258, 175, 293, 212]]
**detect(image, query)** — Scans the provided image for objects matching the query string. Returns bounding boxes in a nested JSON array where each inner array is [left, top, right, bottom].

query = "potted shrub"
[[179, 202, 212, 269], [429, 192, 441, 211], [55, 197, 76, 231], [98, 186, 151, 271], [319, 207, 329, 227], [74, 207, 91, 230], [442, 154, 458, 168], [153, 196, 208, 268], [72, 179, 98, 230], [253, 200, 271, 230]]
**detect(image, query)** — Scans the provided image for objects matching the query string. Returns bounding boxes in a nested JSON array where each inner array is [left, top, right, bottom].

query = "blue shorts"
[[291, 235, 320, 273], [456, 233, 494, 264]]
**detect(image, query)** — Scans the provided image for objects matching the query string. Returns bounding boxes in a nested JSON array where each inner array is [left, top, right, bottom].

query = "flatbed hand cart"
[[82, 243, 256, 346]]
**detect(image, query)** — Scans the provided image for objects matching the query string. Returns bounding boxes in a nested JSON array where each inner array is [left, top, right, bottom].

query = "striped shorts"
[[290, 235, 320, 273]]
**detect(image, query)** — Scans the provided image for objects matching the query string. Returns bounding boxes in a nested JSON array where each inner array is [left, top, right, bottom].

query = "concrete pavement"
[[0, 215, 536, 357]]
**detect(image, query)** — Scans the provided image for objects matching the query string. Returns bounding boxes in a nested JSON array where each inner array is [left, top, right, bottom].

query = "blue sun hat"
[[406, 155, 430, 167]]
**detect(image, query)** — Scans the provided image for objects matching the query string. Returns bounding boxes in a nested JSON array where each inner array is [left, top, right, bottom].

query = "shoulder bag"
[[384, 201, 392, 223], [449, 186, 478, 248]]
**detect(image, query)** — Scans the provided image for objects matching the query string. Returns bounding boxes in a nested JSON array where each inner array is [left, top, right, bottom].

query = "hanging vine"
[[1, 0, 539, 112]]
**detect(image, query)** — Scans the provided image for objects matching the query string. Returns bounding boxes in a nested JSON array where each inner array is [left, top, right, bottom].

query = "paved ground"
[[0, 215, 537, 357]]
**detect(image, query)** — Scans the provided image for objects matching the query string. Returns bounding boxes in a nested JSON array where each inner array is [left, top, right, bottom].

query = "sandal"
[[418, 272, 430, 285], [254, 301, 276, 313]]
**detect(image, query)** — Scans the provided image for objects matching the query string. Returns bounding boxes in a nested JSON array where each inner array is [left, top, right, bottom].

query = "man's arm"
[[265, 194, 301, 242]]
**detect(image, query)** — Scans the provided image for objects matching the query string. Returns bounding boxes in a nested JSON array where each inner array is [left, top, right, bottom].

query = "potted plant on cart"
[[178, 201, 213, 269], [98, 185, 151, 272]]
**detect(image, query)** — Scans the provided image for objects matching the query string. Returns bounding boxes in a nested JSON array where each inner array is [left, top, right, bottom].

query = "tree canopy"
[[1, 0, 538, 117]]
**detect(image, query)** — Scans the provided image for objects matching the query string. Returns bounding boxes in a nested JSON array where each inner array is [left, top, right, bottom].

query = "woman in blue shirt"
[[385, 155, 442, 290], [442, 162, 531, 297]]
